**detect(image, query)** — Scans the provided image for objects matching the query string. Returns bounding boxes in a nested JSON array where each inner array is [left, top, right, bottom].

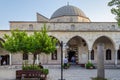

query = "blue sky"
[[0, 0, 116, 30]]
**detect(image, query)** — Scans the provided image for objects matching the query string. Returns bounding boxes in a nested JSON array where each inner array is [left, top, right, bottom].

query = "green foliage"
[[42, 69, 49, 74], [22, 64, 49, 74], [22, 65, 40, 70], [1, 23, 58, 65], [62, 63, 70, 69], [1, 30, 30, 53], [31, 24, 57, 54], [108, 0, 120, 26], [85, 61, 94, 69], [91, 77, 107, 80]]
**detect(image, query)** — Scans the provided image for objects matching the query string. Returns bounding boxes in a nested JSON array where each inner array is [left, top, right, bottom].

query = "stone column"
[[0, 55, 2, 66], [63, 42, 67, 59], [88, 50, 91, 62], [36, 54, 39, 65], [63, 48, 67, 60], [97, 43, 105, 78], [115, 50, 118, 66], [9, 53, 12, 65]]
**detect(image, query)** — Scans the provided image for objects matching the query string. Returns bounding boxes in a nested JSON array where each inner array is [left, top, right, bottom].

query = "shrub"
[[62, 63, 70, 69], [85, 61, 94, 69], [22, 64, 49, 75], [41, 69, 49, 74], [22, 65, 40, 70]]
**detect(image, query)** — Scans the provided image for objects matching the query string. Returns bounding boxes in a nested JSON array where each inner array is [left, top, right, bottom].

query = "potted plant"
[[62, 63, 70, 69], [85, 61, 95, 69]]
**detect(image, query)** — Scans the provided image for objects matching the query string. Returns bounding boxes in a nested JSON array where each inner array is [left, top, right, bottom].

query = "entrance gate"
[[67, 47, 78, 64]]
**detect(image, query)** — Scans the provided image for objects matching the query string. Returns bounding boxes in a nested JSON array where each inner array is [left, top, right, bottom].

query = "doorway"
[[68, 51, 76, 64]]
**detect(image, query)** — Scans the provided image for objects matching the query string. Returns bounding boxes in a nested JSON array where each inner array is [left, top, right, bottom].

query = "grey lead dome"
[[51, 5, 87, 19]]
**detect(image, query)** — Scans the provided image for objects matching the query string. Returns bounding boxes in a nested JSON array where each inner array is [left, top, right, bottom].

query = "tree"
[[1, 30, 29, 53], [1, 24, 57, 65], [108, 0, 120, 26], [28, 24, 57, 65]]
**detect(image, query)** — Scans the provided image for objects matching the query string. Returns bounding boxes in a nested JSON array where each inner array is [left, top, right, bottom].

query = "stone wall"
[[10, 22, 119, 31], [1, 22, 120, 64]]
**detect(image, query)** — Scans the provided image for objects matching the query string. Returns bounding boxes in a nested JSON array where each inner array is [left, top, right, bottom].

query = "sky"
[[0, 0, 116, 30]]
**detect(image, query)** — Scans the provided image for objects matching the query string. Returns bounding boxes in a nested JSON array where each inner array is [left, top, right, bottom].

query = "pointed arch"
[[67, 36, 89, 64], [67, 35, 88, 48], [49, 35, 60, 61], [49, 35, 60, 44], [92, 36, 115, 50]]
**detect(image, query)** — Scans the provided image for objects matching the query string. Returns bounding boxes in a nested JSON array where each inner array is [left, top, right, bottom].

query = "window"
[[106, 49, 111, 60], [111, 25, 115, 30], [29, 24, 33, 30], [71, 24, 75, 30], [57, 19, 60, 22], [70, 18, 73, 22], [51, 50, 57, 60], [91, 49, 94, 60], [117, 50, 120, 60], [23, 53, 28, 60]]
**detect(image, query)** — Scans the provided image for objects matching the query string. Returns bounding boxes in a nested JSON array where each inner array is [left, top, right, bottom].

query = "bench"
[[16, 70, 47, 80]]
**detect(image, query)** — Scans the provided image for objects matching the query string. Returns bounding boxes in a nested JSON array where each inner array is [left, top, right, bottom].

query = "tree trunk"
[[97, 43, 105, 78], [33, 53, 37, 66]]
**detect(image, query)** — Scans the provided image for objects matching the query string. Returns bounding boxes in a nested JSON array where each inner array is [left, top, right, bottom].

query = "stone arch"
[[40, 35, 61, 64], [66, 36, 89, 64], [92, 36, 115, 50], [67, 36, 88, 48], [92, 36, 115, 64], [49, 35, 60, 44]]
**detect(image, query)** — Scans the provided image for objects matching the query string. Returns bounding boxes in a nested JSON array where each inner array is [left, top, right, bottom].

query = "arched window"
[[71, 24, 75, 30], [23, 53, 28, 60], [106, 49, 111, 60], [111, 25, 115, 30], [29, 24, 33, 30], [70, 18, 73, 22], [91, 49, 94, 60], [117, 49, 120, 60], [51, 50, 57, 60], [57, 19, 60, 22]]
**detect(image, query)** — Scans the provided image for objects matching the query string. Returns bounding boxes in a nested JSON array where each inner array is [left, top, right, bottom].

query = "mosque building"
[[0, 4, 120, 66]]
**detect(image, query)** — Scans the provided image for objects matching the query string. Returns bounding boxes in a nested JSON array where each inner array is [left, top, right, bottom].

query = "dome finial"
[[67, 2, 69, 6]]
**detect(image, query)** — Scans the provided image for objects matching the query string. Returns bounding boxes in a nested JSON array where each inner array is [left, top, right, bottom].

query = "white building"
[[0, 4, 120, 66]]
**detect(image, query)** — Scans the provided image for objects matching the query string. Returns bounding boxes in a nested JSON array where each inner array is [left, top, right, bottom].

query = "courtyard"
[[0, 65, 120, 80]]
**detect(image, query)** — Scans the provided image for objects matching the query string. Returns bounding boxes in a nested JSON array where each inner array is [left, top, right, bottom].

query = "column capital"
[[88, 50, 92, 53], [88, 49, 91, 51]]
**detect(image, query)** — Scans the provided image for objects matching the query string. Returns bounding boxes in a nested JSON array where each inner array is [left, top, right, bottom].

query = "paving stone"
[[0, 65, 120, 80]]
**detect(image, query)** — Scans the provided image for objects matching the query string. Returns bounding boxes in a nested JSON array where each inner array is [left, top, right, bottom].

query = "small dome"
[[51, 5, 87, 19]]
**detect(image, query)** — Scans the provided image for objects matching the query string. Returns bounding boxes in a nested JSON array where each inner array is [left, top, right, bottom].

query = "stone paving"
[[0, 65, 120, 80]]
